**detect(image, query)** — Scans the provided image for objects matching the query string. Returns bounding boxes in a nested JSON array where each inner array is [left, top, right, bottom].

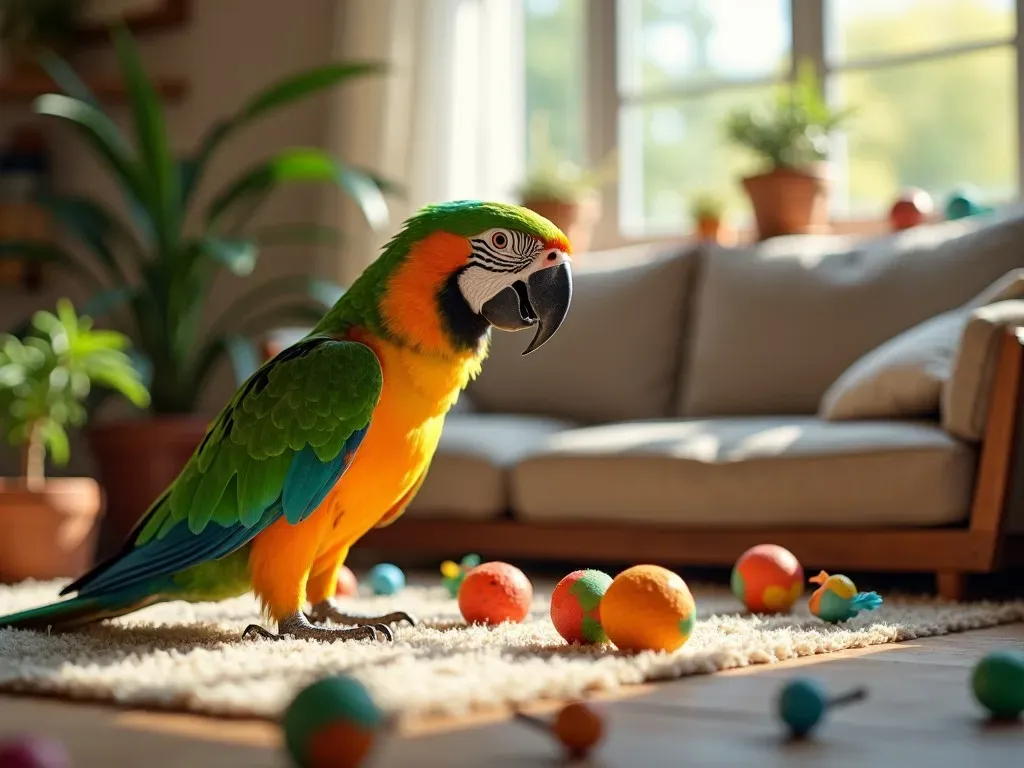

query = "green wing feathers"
[[136, 337, 383, 544]]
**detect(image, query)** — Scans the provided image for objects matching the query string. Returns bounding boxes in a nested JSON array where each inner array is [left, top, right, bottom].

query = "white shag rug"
[[0, 579, 1021, 722]]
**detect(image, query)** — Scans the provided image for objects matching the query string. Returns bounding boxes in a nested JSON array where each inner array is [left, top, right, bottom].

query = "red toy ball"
[[335, 565, 358, 598], [731, 544, 804, 614], [889, 187, 933, 231], [550, 569, 613, 645], [458, 562, 533, 625]]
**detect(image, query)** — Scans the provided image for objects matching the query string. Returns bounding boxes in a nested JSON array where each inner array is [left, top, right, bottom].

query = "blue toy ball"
[[368, 563, 405, 596], [777, 677, 867, 738]]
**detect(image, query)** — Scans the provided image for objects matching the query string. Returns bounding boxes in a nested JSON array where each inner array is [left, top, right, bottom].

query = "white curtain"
[[322, 0, 525, 284]]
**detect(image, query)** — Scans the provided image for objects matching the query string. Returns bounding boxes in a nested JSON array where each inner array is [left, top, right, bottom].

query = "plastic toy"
[[0, 736, 71, 768], [600, 565, 696, 652], [972, 650, 1024, 720], [808, 571, 882, 623], [945, 188, 994, 220], [515, 702, 605, 759], [889, 187, 933, 230], [730, 544, 804, 614], [367, 563, 405, 596], [283, 675, 385, 768], [777, 677, 867, 738], [440, 553, 482, 598], [550, 569, 613, 645], [458, 561, 533, 625], [335, 565, 358, 598]]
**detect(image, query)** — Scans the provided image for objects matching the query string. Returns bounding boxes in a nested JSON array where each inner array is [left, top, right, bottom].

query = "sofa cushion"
[[511, 417, 975, 528], [820, 269, 1024, 421], [943, 300, 1024, 441], [467, 242, 699, 423], [405, 413, 574, 519], [679, 205, 1024, 417]]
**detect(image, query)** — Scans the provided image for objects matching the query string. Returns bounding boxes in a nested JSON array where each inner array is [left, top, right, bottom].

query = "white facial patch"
[[457, 227, 570, 313]]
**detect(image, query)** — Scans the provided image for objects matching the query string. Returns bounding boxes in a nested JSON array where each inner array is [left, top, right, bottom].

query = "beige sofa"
[[360, 207, 1024, 598]]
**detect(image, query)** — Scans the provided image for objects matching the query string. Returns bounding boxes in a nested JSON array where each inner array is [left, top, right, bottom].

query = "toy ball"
[[334, 565, 358, 598], [731, 544, 804, 614], [367, 564, 405, 596], [972, 650, 1024, 719], [552, 702, 605, 758], [440, 553, 481, 598], [0, 736, 71, 768], [550, 569, 613, 645], [600, 565, 696, 653], [458, 561, 533, 625], [283, 675, 385, 768], [945, 188, 993, 220], [889, 187, 933, 230], [777, 677, 867, 739]]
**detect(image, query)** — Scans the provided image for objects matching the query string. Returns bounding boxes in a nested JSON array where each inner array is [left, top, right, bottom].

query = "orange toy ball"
[[458, 562, 533, 625], [731, 544, 804, 614], [600, 565, 696, 653], [553, 702, 604, 758], [335, 565, 358, 598]]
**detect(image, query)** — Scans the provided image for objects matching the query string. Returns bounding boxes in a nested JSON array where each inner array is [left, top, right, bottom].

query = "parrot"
[[807, 571, 883, 624], [0, 200, 573, 644]]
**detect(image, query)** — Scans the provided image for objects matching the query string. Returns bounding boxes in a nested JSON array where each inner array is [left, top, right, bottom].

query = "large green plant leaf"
[[39, 50, 100, 107], [206, 148, 388, 232], [180, 62, 386, 204], [200, 237, 257, 276], [112, 26, 179, 253]]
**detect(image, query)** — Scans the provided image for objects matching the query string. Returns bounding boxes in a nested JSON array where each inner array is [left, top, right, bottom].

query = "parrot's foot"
[[306, 599, 417, 629], [241, 613, 394, 643]]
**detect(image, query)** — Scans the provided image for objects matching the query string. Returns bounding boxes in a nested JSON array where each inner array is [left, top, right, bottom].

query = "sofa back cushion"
[[677, 205, 1024, 416], [468, 242, 699, 423]]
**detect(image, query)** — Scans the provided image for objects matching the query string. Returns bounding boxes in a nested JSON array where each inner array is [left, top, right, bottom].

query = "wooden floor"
[[0, 624, 1022, 767]]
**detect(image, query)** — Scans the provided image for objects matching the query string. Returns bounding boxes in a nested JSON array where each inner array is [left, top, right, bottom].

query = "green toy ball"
[[777, 677, 867, 739], [972, 650, 1024, 720], [283, 676, 385, 768]]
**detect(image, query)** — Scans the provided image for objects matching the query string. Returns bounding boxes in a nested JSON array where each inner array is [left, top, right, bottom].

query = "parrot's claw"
[[306, 599, 417, 629], [240, 613, 393, 643]]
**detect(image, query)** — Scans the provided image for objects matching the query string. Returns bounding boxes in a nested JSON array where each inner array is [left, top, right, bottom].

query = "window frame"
[[579, 0, 1024, 246]]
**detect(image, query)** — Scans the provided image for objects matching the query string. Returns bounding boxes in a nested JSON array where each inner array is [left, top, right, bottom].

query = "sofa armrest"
[[942, 300, 1024, 441]]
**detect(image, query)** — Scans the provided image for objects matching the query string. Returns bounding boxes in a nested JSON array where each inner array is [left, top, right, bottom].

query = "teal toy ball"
[[368, 563, 405, 596], [283, 676, 385, 768], [972, 650, 1024, 720], [945, 188, 993, 220], [777, 677, 867, 739]]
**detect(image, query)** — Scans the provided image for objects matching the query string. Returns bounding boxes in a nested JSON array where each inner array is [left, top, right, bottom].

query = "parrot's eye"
[[491, 231, 508, 249]]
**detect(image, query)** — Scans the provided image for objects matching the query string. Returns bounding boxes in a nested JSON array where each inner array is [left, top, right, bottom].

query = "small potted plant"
[[517, 114, 615, 255], [0, 0, 81, 74], [724, 62, 853, 239], [689, 192, 727, 242], [0, 299, 149, 582]]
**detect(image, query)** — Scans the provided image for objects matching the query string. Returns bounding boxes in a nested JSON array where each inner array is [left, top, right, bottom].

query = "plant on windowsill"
[[0, 0, 81, 75], [0, 299, 149, 582], [516, 113, 616, 255], [724, 61, 854, 240], [689, 192, 727, 243], [0, 27, 394, 555]]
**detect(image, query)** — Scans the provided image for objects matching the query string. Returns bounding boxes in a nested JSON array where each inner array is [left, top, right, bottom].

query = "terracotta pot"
[[522, 194, 602, 255], [741, 167, 830, 240], [0, 477, 102, 582], [87, 417, 209, 559]]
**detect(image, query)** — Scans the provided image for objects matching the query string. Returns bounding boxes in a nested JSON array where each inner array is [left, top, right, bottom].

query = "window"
[[523, 0, 1021, 238]]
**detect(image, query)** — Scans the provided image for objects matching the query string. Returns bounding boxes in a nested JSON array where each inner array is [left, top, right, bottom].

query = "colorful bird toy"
[[440, 553, 481, 598], [807, 571, 882, 623], [777, 677, 868, 739]]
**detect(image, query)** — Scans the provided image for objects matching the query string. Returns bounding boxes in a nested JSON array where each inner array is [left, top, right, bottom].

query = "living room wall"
[[0, 0, 349, 477]]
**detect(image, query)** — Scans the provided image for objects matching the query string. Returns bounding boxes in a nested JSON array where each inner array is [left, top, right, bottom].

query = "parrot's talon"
[[241, 624, 281, 642], [372, 623, 394, 641], [307, 600, 417, 629]]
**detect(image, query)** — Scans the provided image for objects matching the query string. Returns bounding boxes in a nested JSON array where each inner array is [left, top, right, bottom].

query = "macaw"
[[807, 571, 883, 624], [0, 201, 573, 643]]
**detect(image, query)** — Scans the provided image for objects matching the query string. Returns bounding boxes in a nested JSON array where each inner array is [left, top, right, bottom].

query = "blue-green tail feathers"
[[852, 591, 883, 613], [0, 593, 157, 632]]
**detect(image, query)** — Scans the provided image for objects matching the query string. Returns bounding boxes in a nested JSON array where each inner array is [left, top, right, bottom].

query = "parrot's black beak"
[[480, 261, 572, 355]]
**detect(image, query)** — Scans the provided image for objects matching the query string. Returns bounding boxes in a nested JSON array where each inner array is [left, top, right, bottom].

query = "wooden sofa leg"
[[936, 571, 967, 602]]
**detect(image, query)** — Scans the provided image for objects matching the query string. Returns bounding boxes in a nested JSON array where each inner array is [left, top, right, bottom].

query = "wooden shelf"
[[0, 73, 188, 103]]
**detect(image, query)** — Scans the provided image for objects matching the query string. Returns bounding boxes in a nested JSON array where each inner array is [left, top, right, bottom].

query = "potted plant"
[[0, 28, 394, 555], [724, 62, 853, 239], [689, 192, 727, 242], [0, 0, 81, 75], [0, 299, 148, 581], [517, 114, 615, 255]]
